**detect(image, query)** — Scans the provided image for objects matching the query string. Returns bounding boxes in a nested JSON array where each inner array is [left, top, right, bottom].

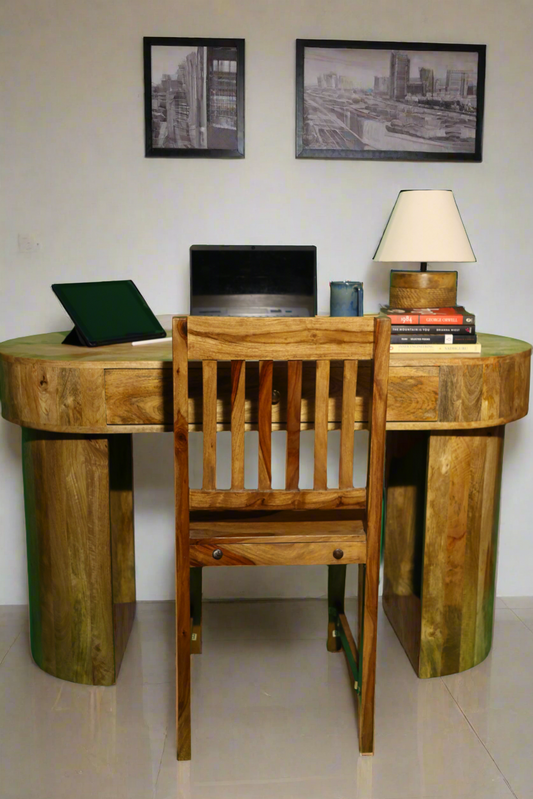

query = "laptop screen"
[[190, 245, 317, 317]]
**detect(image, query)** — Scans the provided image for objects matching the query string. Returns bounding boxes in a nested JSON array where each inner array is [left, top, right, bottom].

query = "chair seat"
[[189, 518, 366, 566]]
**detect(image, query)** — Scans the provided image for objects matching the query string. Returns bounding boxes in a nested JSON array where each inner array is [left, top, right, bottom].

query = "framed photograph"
[[144, 37, 245, 158], [296, 40, 486, 161]]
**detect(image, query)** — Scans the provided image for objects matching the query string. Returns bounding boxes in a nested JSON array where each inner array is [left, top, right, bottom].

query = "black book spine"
[[391, 325, 475, 335], [390, 334, 478, 344]]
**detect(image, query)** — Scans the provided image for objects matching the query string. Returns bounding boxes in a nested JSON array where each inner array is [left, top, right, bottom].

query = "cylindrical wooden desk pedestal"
[[22, 430, 136, 685], [383, 428, 504, 678]]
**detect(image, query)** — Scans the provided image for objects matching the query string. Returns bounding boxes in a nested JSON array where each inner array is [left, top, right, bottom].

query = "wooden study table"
[[0, 330, 530, 685]]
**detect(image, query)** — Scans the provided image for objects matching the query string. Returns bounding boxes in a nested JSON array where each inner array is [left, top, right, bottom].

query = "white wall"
[[1, 0, 533, 603]]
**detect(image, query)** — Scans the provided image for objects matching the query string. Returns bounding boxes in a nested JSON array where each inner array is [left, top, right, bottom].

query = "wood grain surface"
[[187, 316, 375, 361], [285, 361, 303, 489], [359, 317, 390, 754], [173, 318, 191, 760], [103, 362, 440, 429], [383, 427, 505, 678], [22, 430, 115, 685], [389, 270, 458, 308], [421, 427, 504, 677], [313, 360, 330, 490], [1, 331, 528, 434], [382, 432, 427, 672], [189, 488, 366, 510], [189, 518, 366, 542], [189, 541, 367, 567]]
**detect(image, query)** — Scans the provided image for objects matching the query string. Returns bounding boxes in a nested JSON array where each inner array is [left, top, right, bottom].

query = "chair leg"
[[177, 563, 191, 760], [358, 564, 378, 755], [190, 567, 203, 655], [327, 564, 346, 652]]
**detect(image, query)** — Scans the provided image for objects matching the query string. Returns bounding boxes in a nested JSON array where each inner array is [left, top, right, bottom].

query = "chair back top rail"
[[187, 316, 375, 361]]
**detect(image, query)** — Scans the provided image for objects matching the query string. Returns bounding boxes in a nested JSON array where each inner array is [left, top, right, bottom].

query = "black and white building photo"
[[296, 41, 486, 161], [144, 38, 245, 157]]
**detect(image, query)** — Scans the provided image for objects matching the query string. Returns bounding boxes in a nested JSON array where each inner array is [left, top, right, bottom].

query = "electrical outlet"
[[18, 234, 41, 253]]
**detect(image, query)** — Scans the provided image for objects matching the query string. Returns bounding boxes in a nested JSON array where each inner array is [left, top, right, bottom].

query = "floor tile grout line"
[[154, 726, 169, 795], [0, 631, 21, 667], [440, 677, 519, 799], [507, 607, 533, 633], [498, 598, 533, 610]]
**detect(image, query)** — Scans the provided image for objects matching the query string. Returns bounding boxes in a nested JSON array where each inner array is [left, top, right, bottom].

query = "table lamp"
[[373, 189, 476, 308]]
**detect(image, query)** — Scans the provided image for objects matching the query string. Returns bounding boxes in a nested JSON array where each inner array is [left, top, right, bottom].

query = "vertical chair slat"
[[314, 360, 330, 490], [339, 360, 358, 489], [173, 317, 191, 760], [231, 360, 246, 489], [286, 360, 303, 490], [258, 360, 273, 490], [202, 360, 217, 490]]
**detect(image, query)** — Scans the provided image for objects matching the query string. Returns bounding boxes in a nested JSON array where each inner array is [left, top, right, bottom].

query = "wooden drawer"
[[105, 364, 440, 426], [190, 540, 367, 567]]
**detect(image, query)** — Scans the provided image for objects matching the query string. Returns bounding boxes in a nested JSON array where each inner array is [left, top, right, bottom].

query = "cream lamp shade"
[[373, 189, 476, 266]]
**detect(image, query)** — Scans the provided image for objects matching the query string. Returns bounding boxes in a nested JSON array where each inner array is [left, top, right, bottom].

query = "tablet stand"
[[62, 327, 88, 346]]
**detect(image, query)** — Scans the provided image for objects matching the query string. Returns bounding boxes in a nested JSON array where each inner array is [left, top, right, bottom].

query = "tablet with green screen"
[[51, 280, 167, 347]]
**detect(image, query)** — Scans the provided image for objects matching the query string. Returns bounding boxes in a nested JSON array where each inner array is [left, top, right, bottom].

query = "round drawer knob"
[[333, 549, 344, 560], [212, 549, 223, 560]]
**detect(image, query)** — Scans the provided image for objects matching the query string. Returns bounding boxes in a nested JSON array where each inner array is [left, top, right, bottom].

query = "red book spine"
[[386, 314, 421, 324]]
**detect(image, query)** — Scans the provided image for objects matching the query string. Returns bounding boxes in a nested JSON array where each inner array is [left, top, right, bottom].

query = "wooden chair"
[[172, 315, 391, 760]]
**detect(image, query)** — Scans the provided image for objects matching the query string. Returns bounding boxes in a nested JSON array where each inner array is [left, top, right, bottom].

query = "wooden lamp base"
[[389, 270, 458, 308]]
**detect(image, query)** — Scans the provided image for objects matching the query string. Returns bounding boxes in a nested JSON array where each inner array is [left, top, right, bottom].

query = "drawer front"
[[190, 541, 366, 567], [105, 364, 440, 426]]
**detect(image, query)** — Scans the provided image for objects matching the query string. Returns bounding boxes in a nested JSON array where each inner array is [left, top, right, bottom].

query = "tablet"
[[51, 280, 167, 347]]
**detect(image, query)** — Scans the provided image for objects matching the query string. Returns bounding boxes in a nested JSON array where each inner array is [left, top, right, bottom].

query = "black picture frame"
[[296, 39, 486, 162], [144, 37, 245, 158]]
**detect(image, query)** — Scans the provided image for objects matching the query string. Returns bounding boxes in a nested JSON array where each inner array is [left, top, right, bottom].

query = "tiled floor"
[[1, 597, 533, 799]]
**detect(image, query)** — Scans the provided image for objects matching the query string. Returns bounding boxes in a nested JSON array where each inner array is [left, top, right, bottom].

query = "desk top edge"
[[0, 330, 530, 368]]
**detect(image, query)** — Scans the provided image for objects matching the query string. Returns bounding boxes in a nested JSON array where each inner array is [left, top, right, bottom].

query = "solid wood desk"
[[0, 331, 530, 684]]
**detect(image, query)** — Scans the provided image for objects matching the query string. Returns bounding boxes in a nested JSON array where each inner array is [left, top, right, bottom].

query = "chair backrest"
[[173, 315, 390, 537]]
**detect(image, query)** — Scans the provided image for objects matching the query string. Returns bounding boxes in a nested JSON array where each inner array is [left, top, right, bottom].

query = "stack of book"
[[380, 306, 480, 354]]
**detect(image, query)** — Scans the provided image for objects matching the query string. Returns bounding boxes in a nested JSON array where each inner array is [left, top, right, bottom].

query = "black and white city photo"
[[296, 40, 486, 161], [144, 37, 244, 158]]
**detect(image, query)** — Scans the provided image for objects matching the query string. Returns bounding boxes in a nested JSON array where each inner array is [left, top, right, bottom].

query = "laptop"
[[190, 245, 317, 317]]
